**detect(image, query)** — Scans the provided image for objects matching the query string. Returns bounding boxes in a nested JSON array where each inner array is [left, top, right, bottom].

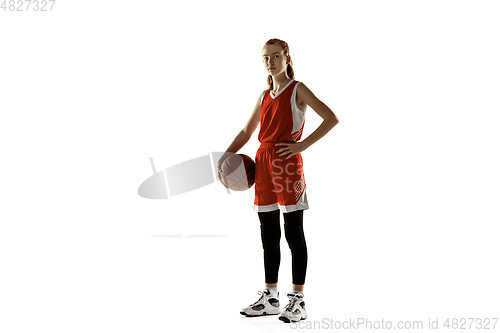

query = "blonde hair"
[[263, 38, 295, 91]]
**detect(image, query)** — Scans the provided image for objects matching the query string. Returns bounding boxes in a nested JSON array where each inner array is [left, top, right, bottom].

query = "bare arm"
[[296, 83, 339, 150], [218, 93, 262, 167]]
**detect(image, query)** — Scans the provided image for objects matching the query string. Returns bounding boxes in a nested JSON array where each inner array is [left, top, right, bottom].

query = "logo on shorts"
[[271, 158, 305, 195]]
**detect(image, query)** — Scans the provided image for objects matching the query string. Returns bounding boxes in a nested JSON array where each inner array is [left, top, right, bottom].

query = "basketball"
[[219, 154, 255, 191]]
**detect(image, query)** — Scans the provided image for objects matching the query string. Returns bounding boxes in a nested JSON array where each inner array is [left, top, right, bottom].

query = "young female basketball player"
[[218, 38, 339, 323]]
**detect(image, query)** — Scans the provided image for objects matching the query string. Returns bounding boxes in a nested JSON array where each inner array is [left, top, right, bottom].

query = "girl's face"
[[262, 44, 289, 77]]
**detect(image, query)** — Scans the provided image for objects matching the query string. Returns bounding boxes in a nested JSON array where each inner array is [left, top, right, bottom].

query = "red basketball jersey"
[[258, 80, 307, 144]]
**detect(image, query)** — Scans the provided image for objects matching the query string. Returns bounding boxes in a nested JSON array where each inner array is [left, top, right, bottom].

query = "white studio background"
[[1, 1, 499, 332]]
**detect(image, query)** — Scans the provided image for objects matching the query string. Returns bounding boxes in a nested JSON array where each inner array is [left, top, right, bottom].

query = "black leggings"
[[258, 209, 307, 285]]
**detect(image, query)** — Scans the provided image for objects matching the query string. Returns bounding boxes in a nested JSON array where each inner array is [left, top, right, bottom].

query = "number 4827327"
[[1, 0, 56, 11]]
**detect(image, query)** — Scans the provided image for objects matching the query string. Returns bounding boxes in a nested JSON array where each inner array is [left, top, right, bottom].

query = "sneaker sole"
[[241, 311, 280, 317], [279, 315, 306, 323]]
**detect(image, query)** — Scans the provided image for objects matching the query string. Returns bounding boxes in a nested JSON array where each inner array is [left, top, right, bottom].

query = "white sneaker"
[[240, 289, 281, 316], [278, 292, 307, 323]]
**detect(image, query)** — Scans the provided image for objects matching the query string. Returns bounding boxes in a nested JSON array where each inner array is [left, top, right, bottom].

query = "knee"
[[284, 223, 306, 250], [262, 236, 280, 251], [260, 225, 281, 250]]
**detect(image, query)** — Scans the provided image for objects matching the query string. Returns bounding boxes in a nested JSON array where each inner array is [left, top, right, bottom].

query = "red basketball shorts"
[[253, 142, 309, 213]]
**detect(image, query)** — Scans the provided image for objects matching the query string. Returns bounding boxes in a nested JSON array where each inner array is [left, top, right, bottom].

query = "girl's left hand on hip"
[[275, 142, 306, 159]]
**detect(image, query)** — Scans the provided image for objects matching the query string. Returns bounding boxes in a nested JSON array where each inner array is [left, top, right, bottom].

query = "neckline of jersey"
[[270, 80, 295, 99]]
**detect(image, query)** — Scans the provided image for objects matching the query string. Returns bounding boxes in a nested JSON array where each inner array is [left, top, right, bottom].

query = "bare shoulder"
[[296, 82, 314, 107], [296, 82, 338, 122]]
